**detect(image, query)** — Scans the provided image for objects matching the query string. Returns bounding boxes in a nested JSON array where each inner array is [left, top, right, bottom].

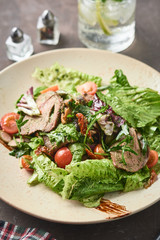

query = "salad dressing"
[[96, 199, 130, 219]]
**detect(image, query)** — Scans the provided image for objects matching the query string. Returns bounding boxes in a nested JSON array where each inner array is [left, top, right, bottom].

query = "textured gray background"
[[0, 0, 160, 239]]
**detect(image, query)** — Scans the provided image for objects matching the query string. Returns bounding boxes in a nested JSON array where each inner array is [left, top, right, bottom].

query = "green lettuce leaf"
[[28, 137, 44, 150], [47, 123, 81, 146], [140, 119, 160, 173], [80, 194, 104, 208], [31, 154, 68, 194], [69, 143, 86, 163], [141, 118, 160, 154], [97, 70, 160, 128], [32, 62, 102, 94], [118, 166, 150, 192], [62, 159, 150, 207], [62, 159, 123, 203], [28, 155, 150, 207]]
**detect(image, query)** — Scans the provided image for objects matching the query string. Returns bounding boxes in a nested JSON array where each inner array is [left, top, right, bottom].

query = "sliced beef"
[[21, 91, 63, 135], [110, 128, 149, 172]]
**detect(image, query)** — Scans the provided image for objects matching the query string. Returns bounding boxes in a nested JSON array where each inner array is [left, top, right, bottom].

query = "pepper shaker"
[[37, 10, 60, 45], [5, 27, 34, 62]]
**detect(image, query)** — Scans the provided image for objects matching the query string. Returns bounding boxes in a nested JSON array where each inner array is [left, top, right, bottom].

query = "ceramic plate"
[[0, 48, 160, 224]]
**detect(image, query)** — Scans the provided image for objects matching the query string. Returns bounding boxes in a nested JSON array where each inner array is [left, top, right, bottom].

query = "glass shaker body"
[[37, 14, 60, 45], [6, 32, 34, 62]]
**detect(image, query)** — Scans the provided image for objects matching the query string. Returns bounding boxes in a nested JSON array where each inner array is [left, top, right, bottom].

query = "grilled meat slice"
[[21, 91, 63, 135], [110, 128, 149, 172]]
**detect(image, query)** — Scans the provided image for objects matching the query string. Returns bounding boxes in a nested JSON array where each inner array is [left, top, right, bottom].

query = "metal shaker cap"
[[42, 10, 54, 26], [10, 27, 24, 43]]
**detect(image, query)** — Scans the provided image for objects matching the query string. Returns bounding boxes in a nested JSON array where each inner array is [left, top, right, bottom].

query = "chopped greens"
[[32, 62, 102, 95]]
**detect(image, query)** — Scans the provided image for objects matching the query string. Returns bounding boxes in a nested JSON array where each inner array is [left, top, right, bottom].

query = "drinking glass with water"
[[78, 0, 136, 52]]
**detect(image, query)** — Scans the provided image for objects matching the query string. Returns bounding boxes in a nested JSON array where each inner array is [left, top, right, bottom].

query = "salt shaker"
[[5, 27, 34, 62], [37, 10, 60, 45]]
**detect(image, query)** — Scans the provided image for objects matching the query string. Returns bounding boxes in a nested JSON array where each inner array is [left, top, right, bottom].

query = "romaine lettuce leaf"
[[141, 119, 160, 173], [62, 159, 123, 201], [32, 63, 102, 94], [62, 159, 150, 207], [69, 143, 86, 163], [97, 70, 160, 128], [28, 155, 151, 207], [141, 118, 160, 154], [31, 154, 68, 194], [118, 166, 150, 192], [80, 194, 104, 208]]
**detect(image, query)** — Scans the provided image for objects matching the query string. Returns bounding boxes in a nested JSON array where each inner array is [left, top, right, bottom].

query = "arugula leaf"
[[15, 94, 24, 108], [34, 86, 47, 98], [16, 114, 28, 134], [84, 105, 108, 144]]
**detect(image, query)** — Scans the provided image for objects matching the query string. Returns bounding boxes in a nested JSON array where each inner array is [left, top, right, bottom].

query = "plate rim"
[[1, 48, 160, 76]]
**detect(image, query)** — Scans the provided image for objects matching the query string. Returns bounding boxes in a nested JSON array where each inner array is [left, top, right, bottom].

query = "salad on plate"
[[0, 63, 160, 217]]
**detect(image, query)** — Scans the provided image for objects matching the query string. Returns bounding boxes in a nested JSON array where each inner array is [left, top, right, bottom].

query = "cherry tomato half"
[[1, 112, 20, 134], [76, 82, 97, 95], [54, 147, 72, 168], [94, 144, 105, 159], [147, 150, 158, 168], [20, 155, 33, 171]]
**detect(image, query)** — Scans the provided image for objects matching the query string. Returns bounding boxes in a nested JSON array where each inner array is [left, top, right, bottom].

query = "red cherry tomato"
[[94, 144, 105, 159], [20, 155, 33, 171], [147, 150, 158, 168], [1, 112, 20, 134], [76, 82, 97, 95], [54, 147, 72, 168]]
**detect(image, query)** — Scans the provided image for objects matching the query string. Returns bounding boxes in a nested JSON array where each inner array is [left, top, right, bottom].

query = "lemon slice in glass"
[[96, 0, 119, 35]]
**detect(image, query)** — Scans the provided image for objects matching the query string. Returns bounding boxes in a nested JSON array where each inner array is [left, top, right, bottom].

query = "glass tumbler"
[[78, 0, 136, 52]]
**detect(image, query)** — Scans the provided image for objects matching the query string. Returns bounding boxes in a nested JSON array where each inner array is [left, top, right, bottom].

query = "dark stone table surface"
[[0, 0, 160, 239]]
